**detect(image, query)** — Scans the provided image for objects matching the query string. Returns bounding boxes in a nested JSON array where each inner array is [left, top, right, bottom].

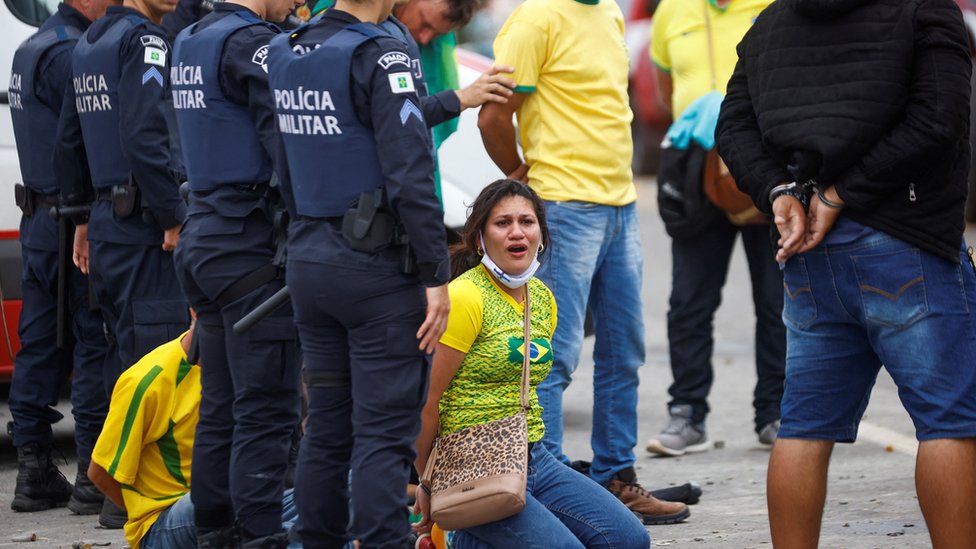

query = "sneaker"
[[98, 498, 128, 529], [645, 405, 709, 457], [11, 443, 73, 512], [607, 468, 690, 525], [758, 419, 781, 446]]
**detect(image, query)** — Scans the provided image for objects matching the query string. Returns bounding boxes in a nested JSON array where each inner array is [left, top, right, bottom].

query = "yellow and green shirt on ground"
[[438, 265, 557, 443], [492, 0, 636, 207], [91, 334, 199, 549], [651, 0, 771, 119]]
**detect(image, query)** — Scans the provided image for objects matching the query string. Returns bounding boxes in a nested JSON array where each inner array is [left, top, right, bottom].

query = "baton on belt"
[[49, 204, 93, 348]]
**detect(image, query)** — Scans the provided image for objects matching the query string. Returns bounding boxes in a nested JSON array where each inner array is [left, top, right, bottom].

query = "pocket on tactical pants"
[[132, 299, 190, 359], [782, 257, 817, 330], [382, 325, 429, 410], [242, 316, 300, 389], [852, 248, 929, 329]]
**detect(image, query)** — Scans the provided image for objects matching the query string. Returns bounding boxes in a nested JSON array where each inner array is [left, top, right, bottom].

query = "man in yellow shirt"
[[87, 327, 299, 548], [478, 0, 688, 525], [646, 0, 784, 458]]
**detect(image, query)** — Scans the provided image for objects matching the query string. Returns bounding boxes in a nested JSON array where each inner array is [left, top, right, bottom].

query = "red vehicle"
[[625, 0, 666, 175]]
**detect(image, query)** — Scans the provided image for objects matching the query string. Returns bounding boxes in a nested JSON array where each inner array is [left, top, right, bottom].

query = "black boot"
[[11, 443, 73, 512], [68, 460, 105, 515], [241, 532, 289, 549], [98, 497, 128, 529], [198, 526, 241, 549]]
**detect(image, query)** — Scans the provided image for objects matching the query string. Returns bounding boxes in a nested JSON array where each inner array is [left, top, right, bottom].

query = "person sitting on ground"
[[412, 179, 652, 548], [87, 323, 301, 548]]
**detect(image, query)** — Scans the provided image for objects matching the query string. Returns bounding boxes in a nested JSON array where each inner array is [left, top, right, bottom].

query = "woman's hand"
[[412, 485, 433, 535], [418, 284, 450, 354]]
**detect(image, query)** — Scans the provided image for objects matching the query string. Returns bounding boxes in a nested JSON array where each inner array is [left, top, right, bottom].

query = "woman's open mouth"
[[507, 244, 528, 258]]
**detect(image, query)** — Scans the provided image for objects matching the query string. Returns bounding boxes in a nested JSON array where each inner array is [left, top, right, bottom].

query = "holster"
[[14, 183, 35, 217], [111, 183, 140, 218], [341, 188, 398, 253]]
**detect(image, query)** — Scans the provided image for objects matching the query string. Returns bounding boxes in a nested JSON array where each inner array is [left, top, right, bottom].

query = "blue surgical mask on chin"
[[479, 232, 540, 290]]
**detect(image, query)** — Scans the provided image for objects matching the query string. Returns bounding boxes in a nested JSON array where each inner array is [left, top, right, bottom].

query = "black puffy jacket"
[[716, 0, 972, 262]]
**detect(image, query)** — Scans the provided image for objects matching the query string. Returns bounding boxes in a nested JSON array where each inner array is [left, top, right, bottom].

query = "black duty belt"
[[31, 191, 60, 210], [95, 188, 114, 201]]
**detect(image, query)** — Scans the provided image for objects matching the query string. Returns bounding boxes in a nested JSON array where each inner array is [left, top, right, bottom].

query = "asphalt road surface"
[[1, 177, 974, 548]]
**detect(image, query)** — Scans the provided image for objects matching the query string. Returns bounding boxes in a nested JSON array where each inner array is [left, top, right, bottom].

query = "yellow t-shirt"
[[438, 265, 557, 443], [91, 334, 200, 549], [492, 0, 636, 206], [651, 0, 771, 118]]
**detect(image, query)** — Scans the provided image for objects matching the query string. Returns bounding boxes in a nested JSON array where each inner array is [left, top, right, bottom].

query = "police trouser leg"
[[9, 246, 69, 448], [223, 283, 301, 539], [175, 215, 301, 540], [67, 258, 110, 460], [291, 259, 428, 549], [88, 240, 189, 376]]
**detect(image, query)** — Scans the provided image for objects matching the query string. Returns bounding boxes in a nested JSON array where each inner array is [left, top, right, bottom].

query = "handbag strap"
[[519, 285, 531, 411], [702, 0, 718, 92]]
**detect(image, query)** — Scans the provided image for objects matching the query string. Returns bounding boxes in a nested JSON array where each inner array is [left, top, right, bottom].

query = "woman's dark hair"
[[449, 179, 550, 279]]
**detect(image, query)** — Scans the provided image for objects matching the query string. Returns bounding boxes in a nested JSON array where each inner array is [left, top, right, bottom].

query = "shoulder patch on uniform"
[[144, 46, 166, 67], [377, 51, 409, 70], [388, 72, 415, 94], [140, 34, 168, 52], [399, 98, 423, 125], [252, 45, 269, 74]]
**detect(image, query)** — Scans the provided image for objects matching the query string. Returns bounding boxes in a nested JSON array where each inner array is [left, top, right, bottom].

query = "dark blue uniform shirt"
[[34, 4, 90, 117], [55, 6, 185, 231], [289, 9, 449, 286], [183, 3, 293, 214], [16, 3, 90, 251], [382, 15, 459, 127]]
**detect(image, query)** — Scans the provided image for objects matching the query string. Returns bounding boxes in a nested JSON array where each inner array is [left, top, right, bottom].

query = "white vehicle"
[[0, 0, 58, 379], [437, 48, 506, 229]]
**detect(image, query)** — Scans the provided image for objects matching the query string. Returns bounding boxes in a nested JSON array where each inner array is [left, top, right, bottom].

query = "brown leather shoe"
[[607, 468, 690, 525]]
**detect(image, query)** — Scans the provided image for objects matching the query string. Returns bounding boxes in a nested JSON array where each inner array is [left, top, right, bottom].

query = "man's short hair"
[[443, 0, 482, 27]]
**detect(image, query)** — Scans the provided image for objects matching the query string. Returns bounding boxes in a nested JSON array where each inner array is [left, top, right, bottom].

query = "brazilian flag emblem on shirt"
[[508, 338, 553, 365]]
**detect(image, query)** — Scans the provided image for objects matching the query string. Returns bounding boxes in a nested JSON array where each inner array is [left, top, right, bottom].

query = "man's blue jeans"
[[534, 201, 646, 486], [141, 489, 303, 549], [452, 443, 651, 548], [779, 226, 976, 442]]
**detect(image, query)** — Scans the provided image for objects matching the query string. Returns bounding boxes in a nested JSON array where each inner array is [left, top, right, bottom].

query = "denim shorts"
[[778, 226, 976, 442]]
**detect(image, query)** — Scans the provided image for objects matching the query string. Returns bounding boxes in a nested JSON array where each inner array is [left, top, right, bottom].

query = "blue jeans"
[[534, 201, 645, 485], [779, 227, 976, 442], [141, 489, 304, 549], [452, 444, 650, 549]]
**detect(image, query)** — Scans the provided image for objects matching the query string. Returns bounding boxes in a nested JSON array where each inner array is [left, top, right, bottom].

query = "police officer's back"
[[54, 0, 188, 381], [170, 0, 303, 545], [267, 0, 450, 545], [7, 0, 115, 517]]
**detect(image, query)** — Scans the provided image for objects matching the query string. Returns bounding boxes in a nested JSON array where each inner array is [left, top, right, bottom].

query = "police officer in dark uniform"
[[7, 0, 116, 516], [54, 0, 188, 392], [267, 0, 451, 545], [169, 0, 303, 545]]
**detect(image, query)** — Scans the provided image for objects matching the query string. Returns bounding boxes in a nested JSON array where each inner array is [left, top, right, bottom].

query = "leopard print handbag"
[[420, 288, 533, 531]]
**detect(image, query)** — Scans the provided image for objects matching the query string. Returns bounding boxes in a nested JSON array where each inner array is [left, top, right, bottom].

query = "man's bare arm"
[[478, 92, 528, 178], [87, 461, 126, 509], [654, 66, 673, 118]]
